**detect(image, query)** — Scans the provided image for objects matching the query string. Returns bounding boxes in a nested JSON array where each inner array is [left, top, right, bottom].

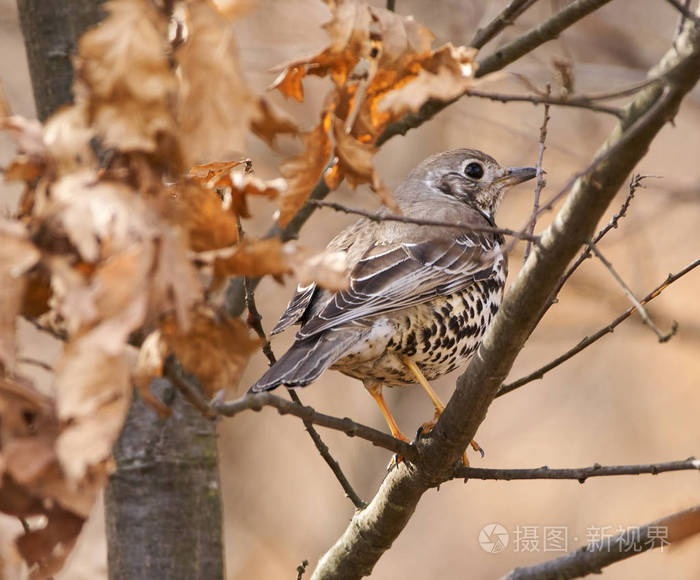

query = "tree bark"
[[16, 0, 107, 121], [105, 381, 223, 580]]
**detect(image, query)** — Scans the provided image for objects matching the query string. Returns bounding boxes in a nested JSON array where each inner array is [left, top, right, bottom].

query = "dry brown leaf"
[[251, 97, 299, 147], [0, 220, 41, 373], [284, 242, 349, 291], [132, 330, 170, 417], [0, 377, 90, 579], [176, 0, 257, 166], [45, 172, 154, 263], [54, 334, 132, 481], [277, 113, 332, 227], [163, 178, 240, 250], [209, 237, 348, 291], [77, 0, 177, 161], [189, 160, 285, 218], [161, 309, 261, 396], [270, 1, 475, 214], [0, 116, 45, 157], [376, 43, 477, 120], [212, 238, 289, 280]]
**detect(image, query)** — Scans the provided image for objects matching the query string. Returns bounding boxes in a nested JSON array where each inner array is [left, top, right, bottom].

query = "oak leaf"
[[175, 0, 257, 166], [277, 113, 332, 227], [161, 309, 261, 397]]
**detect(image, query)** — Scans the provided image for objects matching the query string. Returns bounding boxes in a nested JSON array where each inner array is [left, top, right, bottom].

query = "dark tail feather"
[[249, 331, 359, 393]]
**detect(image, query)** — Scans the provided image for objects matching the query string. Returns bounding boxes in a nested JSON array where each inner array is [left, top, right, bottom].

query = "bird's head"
[[404, 149, 538, 218]]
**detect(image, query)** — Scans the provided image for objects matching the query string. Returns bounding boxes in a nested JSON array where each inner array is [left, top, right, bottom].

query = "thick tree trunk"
[[105, 381, 223, 580], [16, 0, 107, 120], [16, 3, 225, 578]]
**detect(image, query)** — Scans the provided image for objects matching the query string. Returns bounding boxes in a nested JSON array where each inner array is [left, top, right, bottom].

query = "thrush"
[[251, 149, 536, 461]]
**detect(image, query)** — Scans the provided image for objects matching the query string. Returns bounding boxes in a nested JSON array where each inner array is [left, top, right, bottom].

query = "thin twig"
[[470, 0, 541, 49], [664, 0, 700, 23], [675, 0, 693, 39], [587, 241, 675, 341], [502, 505, 700, 580], [545, 174, 646, 314], [21, 316, 68, 341], [213, 392, 419, 462], [466, 88, 622, 117], [455, 457, 699, 482], [504, 85, 672, 257], [523, 86, 550, 264], [17, 357, 53, 372], [308, 199, 542, 245], [238, 219, 366, 509], [476, 0, 615, 77], [497, 258, 698, 397]]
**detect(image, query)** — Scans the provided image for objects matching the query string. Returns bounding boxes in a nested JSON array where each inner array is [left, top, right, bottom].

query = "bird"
[[250, 149, 536, 462]]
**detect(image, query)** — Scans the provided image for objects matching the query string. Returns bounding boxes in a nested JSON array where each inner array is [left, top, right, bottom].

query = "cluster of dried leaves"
[[273, 0, 477, 223], [0, 0, 479, 575]]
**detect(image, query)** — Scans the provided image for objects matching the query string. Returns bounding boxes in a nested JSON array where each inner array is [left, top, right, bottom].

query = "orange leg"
[[365, 381, 409, 443], [402, 356, 482, 465]]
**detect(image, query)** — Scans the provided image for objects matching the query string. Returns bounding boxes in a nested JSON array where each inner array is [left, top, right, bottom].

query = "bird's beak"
[[498, 166, 539, 186]]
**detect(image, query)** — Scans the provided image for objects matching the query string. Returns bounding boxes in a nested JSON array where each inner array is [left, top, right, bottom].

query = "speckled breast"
[[332, 270, 506, 387]]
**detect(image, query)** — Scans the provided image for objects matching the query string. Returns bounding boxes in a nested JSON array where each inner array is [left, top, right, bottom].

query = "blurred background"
[[1, 0, 699, 578]]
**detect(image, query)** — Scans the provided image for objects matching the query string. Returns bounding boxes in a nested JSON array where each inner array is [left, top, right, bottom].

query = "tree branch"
[[236, 230, 367, 510], [470, 0, 541, 50], [311, 15, 700, 579], [213, 393, 418, 462], [308, 199, 542, 244], [502, 505, 700, 580], [455, 458, 700, 482], [523, 87, 550, 263], [475, 0, 614, 77], [587, 241, 675, 341], [497, 257, 698, 397], [466, 88, 622, 118], [545, 174, 645, 313]]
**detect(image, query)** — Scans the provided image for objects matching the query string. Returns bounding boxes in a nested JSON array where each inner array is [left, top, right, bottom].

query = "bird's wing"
[[270, 282, 317, 335], [296, 233, 501, 339]]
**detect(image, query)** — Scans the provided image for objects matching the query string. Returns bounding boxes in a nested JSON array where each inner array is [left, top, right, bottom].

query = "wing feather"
[[297, 234, 500, 339]]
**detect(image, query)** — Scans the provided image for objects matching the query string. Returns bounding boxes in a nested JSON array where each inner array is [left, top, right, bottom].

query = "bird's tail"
[[249, 330, 360, 393]]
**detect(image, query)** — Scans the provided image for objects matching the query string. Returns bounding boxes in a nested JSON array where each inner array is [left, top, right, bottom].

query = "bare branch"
[[18, 356, 53, 372], [587, 242, 675, 341], [502, 505, 700, 580], [237, 219, 367, 510], [213, 392, 418, 462], [523, 86, 550, 264], [546, 174, 645, 313], [470, 0, 541, 49], [312, 16, 700, 578], [466, 88, 622, 117], [308, 199, 542, 244], [497, 257, 698, 397], [665, 0, 700, 23], [476, 0, 614, 77], [455, 457, 700, 482]]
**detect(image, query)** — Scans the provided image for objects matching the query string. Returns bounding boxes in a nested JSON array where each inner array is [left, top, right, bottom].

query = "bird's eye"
[[464, 162, 484, 179]]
